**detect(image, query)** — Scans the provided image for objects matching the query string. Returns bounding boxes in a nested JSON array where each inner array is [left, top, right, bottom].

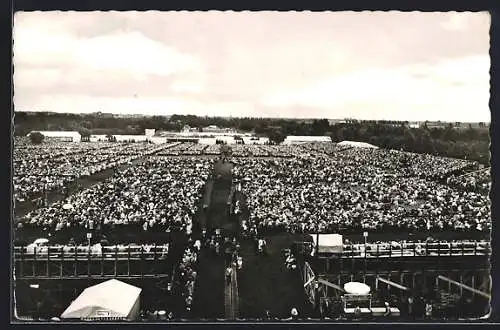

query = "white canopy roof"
[[310, 234, 343, 254], [344, 282, 371, 295], [61, 279, 141, 319], [338, 140, 378, 149], [284, 136, 332, 144]]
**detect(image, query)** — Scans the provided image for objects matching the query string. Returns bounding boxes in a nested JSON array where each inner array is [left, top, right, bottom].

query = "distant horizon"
[[13, 12, 490, 123], [14, 109, 490, 124]]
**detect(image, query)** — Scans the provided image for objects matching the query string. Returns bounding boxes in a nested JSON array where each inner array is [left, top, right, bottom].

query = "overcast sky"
[[13, 11, 490, 122]]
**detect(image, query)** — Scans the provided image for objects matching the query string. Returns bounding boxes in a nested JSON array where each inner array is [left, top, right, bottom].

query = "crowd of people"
[[233, 146, 490, 236], [176, 243, 199, 315], [13, 141, 167, 205], [15, 141, 490, 241], [13, 138, 492, 321], [158, 143, 208, 156], [16, 156, 213, 244]]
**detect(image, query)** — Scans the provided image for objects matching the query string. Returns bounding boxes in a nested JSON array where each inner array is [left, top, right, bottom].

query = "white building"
[[242, 136, 269, 145], [113, 135, 148, 142], [28, 131, 81, 142], [282, 136, 332, 145], [202, 125, 236, 134], [144, 129, 156, 137]]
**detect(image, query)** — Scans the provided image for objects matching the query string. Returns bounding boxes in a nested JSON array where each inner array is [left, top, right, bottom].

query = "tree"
[[29, 131, 44, 144], [79, 128, 91, 142], [268, 130, 286, 144]]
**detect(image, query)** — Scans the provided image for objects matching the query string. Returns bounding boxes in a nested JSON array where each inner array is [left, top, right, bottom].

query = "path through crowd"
[[192, 247, 226, 319], [192, 159, 235, 319], [237, 233, 312, 319]]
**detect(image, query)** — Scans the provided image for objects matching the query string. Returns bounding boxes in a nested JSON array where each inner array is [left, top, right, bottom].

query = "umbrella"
[[62, 203, 74, 210], [33, 238, 49, 245], [344, 282, 371, 295]]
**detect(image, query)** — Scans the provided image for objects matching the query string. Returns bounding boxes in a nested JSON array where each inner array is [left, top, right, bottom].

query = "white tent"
[[310, 234, 343, 254], [283, 136, 332, 145], [338, 140, 378, 149], [61, 279, 141, 321], [344, 282, 371, 295]]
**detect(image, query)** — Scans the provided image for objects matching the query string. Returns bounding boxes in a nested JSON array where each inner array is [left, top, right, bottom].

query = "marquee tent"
[[338, 141, 378, 149], [310, 234, 343, 255], [60, 279, 141, 321], [283, 136, 332, 145]]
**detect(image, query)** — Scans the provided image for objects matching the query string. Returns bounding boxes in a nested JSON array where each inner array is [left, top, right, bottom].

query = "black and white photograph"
[[11, 11, 492, 322]]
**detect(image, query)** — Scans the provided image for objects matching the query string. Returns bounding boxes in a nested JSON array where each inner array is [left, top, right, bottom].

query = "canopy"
[[344, 282, 371, 295], [338, 141, 378, 149], [32, 238, 49, 245], [310, 234, 343, 254], [61, 279, 141, 320]]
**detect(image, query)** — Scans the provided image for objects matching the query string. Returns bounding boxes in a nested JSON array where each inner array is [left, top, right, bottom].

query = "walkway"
[[224, 264, 239, 320], [237, 233, 311, 319]]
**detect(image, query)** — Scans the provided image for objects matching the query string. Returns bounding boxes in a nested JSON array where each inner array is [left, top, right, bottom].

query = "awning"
[[310, 234, 343, 254]]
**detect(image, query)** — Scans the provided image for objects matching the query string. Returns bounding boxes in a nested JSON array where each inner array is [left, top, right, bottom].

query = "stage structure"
[[295, 236, 491, 319]]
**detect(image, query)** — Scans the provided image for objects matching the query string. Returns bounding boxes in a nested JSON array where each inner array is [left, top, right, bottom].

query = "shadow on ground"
[[237, 233, 312, 319]]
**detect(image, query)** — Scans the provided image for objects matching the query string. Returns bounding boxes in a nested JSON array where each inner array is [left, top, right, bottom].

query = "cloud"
[[14, 94, 257, 118], [441, 13, 471, 31], [170, 80, 205, 94], [260, 55, 490, 121], [14, 26, 202, 77], [13, 11, 490, 121]]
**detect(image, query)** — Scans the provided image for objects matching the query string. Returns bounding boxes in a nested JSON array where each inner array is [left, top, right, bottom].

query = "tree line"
[[16, 111, 490, 165]]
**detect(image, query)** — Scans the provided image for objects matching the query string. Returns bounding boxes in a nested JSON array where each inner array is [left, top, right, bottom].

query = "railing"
[[340, 241, 491, 259], [14, 244, 171, 280], [14, 244, 169, 261]]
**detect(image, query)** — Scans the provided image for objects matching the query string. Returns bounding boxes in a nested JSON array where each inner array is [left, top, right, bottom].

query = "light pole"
[[315, 222, 320, 315], [363, 231, 368, 282]]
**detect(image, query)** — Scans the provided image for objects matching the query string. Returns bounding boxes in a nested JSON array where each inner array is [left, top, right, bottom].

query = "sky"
[[13, 11, 491, 122]]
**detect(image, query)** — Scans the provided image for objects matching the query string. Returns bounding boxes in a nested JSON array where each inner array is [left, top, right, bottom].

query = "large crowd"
[[233, 146, 491, 236], [13, 139, 492, 321], [16, 156, 213, 244], [13, 140, 168, 205], [15, 141, 491, 241]]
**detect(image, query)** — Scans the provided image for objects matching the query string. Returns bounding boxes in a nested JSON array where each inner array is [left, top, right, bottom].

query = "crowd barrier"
[[14, 244, 169, 261], [340, 241, 490, 258]]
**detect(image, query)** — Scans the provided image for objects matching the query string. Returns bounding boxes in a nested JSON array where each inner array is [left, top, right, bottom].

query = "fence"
[[340, 240, 490, 259], [13, 244, 171, 280]]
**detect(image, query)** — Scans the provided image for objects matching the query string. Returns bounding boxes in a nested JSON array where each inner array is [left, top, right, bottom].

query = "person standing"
[[225, 266, 232, 284], [425, 301, 433, 320], [383, 302, 391, 317], [407, 296, 414, 320]]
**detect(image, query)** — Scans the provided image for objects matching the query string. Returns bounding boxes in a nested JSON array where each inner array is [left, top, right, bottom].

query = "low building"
[[144, 129, 156, 137], [202, 125, 236, 134], [242, 136, 270, 145], [27, 131, 81, 142], [282, 136, 332, 145]]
